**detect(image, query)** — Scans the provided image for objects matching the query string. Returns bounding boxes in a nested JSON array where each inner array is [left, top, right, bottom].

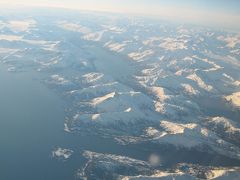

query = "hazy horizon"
[[0, 0, 240, 31]]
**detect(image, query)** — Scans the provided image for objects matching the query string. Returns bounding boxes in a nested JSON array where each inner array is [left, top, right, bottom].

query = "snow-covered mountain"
[[0, 9, 239, 179]]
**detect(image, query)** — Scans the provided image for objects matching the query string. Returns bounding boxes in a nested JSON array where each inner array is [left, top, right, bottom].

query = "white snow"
[[102, 25, 126, 34], [83, 31, 105, 41], [0, 19, 36, 32], [193, 55, 222, 72], [217, 35, 240, 48], [0, 48, 19, 54], [187, 73, 213, 91], [124, 107, 132, 112], [233, 81, 240, 86], [223, 73, 234, 81], [144, 120, 240, 159], [181, 83, 199, 95], [0, 34, 23, 41], [7, 66, 16, 72], [82, 150, 150, 167], [104, 41, 127, 52], [51, 74, 69, 85], [91, 92, 116, 105], [160, 120, 197, 135], [64, 123, 71, 132], [82, 72, 104, 83], [149, 86, 169, 102], [142, 37, 162, 46], [128, 50, 154, 61], [208, 117, 240, 133], [52, 148, 73, 159], [0, 34, 59, 50], [159, 37, 188, 51], [225, 92, 240, 108], [91, 114, 100, 120], [8, 20, 36, 32], [58, 21, 91, 34]]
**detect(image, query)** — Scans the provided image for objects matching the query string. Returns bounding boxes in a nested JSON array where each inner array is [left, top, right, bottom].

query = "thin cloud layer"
[[0, 0, 239, 30]]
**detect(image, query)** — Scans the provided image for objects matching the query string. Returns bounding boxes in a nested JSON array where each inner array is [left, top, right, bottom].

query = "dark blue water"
[[0, 67, 72, 179], [0, 66, 148, 180]]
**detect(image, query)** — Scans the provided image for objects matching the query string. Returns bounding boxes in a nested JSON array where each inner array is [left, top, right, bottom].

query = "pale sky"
[[0, 0, 240, 30]]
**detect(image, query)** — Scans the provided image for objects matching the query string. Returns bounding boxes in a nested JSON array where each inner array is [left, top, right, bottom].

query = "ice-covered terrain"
[[78, 151, 240, 180], [0, 8, 239, 179]]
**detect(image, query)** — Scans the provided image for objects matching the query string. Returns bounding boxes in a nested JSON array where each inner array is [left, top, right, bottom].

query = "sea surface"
[[0, 65, 148, 179]]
